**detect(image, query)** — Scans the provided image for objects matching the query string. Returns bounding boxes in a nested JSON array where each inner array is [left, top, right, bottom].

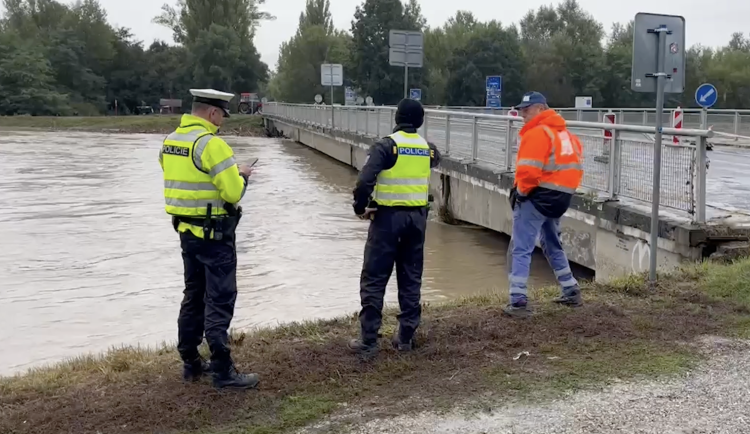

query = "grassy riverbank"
[[3, 259, 750, 434], [0, 114, 266, 136]]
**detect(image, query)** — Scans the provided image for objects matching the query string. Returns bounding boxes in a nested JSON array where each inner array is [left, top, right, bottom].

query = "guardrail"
[[263, 103, 712, 222], [429, 106, 750, 138]]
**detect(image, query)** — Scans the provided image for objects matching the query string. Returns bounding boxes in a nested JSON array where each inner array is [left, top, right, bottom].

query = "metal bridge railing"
[[431, 106, 750, 138], [263, 103, 712, 222]]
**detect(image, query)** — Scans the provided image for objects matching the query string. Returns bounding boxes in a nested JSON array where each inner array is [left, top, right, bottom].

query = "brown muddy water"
[[0, 131, 590, 375]]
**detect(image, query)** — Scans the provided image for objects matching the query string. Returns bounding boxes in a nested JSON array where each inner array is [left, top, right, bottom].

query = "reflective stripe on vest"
[[161, 127, 228, 217], [373, 131, 431, 207], [516, 126, 582, 194]]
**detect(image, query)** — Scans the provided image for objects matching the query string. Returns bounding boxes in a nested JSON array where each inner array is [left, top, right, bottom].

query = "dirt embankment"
[[2, 259, 750, 434]]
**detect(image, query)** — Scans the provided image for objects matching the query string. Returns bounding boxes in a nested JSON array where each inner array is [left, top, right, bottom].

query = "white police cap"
[[190, 88, 235, 117]]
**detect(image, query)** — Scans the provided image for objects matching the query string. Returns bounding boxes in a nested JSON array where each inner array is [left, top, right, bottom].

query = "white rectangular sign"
[[574, 96, 592, 108], [321, 64, 343, 86]]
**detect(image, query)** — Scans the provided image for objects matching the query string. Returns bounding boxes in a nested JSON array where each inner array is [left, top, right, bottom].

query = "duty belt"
[[172, 203, 243, 241]]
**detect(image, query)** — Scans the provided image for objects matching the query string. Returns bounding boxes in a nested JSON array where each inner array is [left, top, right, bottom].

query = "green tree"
[[444, 21, 525, 106], [349, 0, 424, 105], [0, 30, 69, 115], [273, 0, 350, 103], [153, 0, 271, 95], [520, 0, 605, 106]]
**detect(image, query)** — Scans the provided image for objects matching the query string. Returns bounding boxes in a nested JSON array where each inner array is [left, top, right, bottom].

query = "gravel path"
[[330, 337, 750, 434]]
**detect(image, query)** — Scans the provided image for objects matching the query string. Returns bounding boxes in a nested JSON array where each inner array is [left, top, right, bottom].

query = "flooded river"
[[0, 131, 588, 375]]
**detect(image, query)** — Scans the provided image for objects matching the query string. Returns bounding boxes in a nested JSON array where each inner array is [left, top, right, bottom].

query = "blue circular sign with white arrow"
[[695, 83, 718, 108]]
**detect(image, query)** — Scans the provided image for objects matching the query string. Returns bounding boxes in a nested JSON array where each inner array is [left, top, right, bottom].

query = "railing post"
[[423, 113, 429, 142], [471, 115, 479, 162], [376, 108, 381, 137], [504, 119, 513, 171], [734, 111, 740, 138], [445, 114, 451, 155], [365, 107, 369, 135], [642, 110, 648, 126], [607, 129, 621, 200], [696, 109, 708, 223], [696, 135, 707, 223]]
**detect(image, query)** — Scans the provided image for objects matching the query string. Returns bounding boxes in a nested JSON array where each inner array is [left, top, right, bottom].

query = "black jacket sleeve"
[[352, 138, 396, 214], [428, 141, 442, 168]]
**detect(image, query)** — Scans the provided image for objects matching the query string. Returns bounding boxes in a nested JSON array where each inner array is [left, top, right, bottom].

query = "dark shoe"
[[503, 301, 532, 318], [553, 290, 583, 307], [212, 365, 260, 390], [391, 334, 415, 352], [182, 358, 212, 382], [348, 338, 378, 357]]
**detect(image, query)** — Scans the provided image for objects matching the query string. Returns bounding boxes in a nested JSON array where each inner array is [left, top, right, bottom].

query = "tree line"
[[0, 0, 271, 116], [269, 0, 750, 109], [2, 0, 749, 116]]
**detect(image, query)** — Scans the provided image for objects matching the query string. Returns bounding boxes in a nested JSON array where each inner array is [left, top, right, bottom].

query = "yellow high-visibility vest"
[[159, 114, 246, 238], [373, 130, 431, 207]]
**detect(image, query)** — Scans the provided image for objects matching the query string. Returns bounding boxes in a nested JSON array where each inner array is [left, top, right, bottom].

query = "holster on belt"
[[171, 203, 243, 241]]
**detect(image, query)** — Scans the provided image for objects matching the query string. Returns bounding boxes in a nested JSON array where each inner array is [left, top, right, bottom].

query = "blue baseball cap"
[[516, 91, 547, 109]]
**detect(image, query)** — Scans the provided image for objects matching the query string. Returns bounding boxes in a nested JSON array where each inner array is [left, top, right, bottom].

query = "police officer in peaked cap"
[[349, 98, 442, 357], [159, 88, 259, 389]]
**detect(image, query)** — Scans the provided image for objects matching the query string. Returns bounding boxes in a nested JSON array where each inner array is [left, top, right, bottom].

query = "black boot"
[[347, 338, 378, 357], [182, 357, 212, 382], [553, 288, 583, 307], [212, 362, 260, 390], [391, 333, 415, 352]]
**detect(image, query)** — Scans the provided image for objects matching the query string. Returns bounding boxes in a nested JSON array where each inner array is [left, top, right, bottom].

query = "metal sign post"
[[695, 83, 716, 223], [631, 13, 685, 283], [389, 30, 424, 99], [321, 63, 343, 127]]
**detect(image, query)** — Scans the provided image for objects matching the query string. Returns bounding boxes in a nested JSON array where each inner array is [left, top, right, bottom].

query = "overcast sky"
[[91, 0, 747, 70]]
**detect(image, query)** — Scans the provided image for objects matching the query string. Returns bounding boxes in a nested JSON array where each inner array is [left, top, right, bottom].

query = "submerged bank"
[[2, 258, 750, 434], [0, 114, 266, 136]]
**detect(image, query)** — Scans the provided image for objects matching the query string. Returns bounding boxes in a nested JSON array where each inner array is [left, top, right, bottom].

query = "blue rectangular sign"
[[486, 75, 502, 108], [409, 88, 422, 101]]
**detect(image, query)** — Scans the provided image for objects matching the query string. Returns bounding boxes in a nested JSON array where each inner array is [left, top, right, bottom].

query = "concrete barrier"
[[263, 115, 749, 281]]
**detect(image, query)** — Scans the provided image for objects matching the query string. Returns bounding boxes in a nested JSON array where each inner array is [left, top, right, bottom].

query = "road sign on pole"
[[409, 88, 421, 101], [485, 76, 502, 108], [630, 12, 686, 284], [389, 30, 424, 99], [320, 64, 343, 86], [631, 14, 685, 94], [695, 83, 718, 108]]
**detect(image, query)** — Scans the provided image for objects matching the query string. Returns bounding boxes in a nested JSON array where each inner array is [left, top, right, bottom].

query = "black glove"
[[509, 187, 518, 209]]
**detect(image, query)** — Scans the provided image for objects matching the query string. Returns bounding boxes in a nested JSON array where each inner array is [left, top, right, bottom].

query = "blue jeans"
[[508, 200, 578, 304]]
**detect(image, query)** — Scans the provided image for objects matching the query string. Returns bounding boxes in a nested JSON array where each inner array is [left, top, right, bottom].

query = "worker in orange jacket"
[[505, 91, 584, 318]]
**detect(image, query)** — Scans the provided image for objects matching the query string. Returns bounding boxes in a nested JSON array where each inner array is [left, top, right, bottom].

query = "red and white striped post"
[[603, 110, 616, 145], [672, 106, 683, 144]]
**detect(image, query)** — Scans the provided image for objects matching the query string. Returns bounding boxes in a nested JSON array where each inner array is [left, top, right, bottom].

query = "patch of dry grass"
[[3, 258, 750, 434]]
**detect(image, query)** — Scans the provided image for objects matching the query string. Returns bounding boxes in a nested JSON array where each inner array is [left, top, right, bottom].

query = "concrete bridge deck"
[[261, 103, 750, 281]]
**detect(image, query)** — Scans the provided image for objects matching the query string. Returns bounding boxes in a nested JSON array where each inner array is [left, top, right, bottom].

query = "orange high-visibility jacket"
[[514, 109, 583, 196]]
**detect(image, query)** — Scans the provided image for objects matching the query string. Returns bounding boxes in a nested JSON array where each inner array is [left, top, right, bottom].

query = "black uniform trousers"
[[177, 229, 238, 369], [359, 207, 428, 344]]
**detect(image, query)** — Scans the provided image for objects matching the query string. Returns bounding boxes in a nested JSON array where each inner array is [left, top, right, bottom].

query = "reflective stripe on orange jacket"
[[514, 109, 583, 196]]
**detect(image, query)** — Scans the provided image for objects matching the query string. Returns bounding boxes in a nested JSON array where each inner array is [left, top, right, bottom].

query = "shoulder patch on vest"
[[162, 144, 190, 157]]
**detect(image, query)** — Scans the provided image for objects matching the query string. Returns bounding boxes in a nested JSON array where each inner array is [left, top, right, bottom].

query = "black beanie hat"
[[395, 98, 424, 129]]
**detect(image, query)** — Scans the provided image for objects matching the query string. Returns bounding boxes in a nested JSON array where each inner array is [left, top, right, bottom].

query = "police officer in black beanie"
[[349, 98, 441, 357]]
